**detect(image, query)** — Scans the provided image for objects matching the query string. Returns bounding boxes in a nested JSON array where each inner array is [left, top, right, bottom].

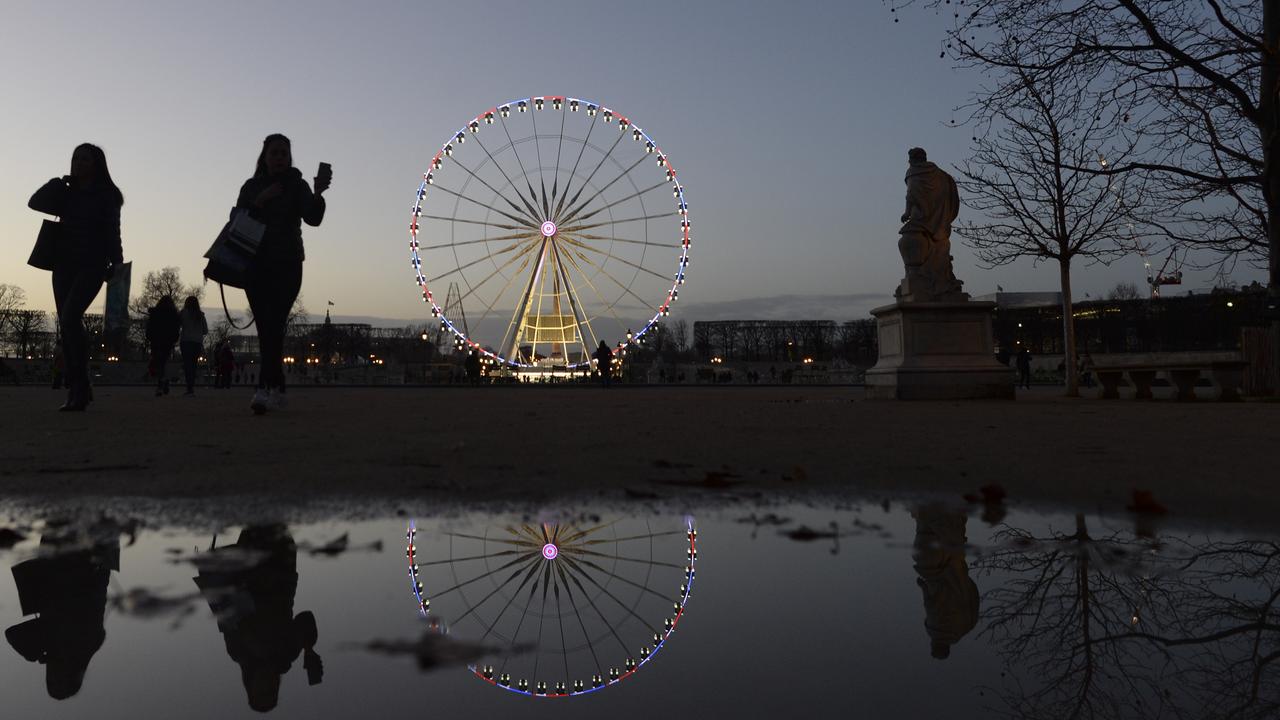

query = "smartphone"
[[318, 162, 332, 178]]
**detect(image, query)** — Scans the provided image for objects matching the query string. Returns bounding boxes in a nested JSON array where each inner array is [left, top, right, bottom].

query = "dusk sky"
[[1, 0, 1265, 329]]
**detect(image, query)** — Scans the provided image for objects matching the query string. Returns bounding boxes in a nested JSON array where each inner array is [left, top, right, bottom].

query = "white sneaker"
[[250, 389, 270, 415], [269, 389, 288, 410]]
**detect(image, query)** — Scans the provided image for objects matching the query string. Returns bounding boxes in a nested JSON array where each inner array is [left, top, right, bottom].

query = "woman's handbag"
[[27, 219, 62, 270], [202, 209, 264, 289]]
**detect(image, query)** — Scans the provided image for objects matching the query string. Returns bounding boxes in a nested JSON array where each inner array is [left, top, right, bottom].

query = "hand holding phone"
[[315, 162, 332, 194]]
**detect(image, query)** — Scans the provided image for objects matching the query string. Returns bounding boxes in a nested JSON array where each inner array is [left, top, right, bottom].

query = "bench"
[[1090, 354, 1249, 401]]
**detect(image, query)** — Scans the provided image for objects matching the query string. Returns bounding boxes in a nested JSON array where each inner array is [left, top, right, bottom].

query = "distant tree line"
[[690, 320, 878, 364]]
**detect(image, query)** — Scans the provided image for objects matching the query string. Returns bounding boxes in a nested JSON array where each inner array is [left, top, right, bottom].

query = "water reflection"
[[5, 519, 119, 700], [976, 514, 1279, 719], [192, 524, 323, 712], [912, 504, 979, 660], [403, 515, 696, 697]]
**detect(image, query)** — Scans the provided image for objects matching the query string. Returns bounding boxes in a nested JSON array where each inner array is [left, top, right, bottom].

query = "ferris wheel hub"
[[540, 220, 558, 237], [542, 543, 559, 560]]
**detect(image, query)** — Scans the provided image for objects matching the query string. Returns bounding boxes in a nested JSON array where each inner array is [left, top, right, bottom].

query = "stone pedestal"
[[865, 300, 1014, 400]]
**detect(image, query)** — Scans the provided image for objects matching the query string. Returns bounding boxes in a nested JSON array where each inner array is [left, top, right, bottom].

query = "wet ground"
[[0, 497, 1275, 719]]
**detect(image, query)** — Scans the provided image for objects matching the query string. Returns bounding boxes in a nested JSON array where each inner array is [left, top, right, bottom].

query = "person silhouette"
[[593, 341, 614, 388], [5, 521, 120, 699], [146, 295, 181, 396], [464, 349, 482, 386], [1016, 346, 1032, 390], [192, 524, 322, 712], [179, 295, 208, 395], [911, 504, 979, 660], [27, 144, 125, 411], [235, 134, 331, 415]]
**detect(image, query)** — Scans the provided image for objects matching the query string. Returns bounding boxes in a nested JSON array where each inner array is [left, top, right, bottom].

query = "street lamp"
[[420, 331, 430, 384]]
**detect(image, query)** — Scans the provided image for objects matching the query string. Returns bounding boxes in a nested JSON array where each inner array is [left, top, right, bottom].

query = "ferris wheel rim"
[[405, 516, 697, 698], [408, 95, 690, 369]]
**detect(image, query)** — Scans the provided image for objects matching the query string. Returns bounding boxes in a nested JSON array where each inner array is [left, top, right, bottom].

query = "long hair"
[[74, 143, 124, 207], [182, 295, 202, 317], [253, 133, 292, 179]]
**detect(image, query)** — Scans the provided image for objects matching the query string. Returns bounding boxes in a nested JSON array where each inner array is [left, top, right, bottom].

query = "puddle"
[[0, 503, 1276, 718]]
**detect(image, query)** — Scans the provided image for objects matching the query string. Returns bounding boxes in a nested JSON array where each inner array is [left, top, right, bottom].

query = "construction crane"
[[1139, 246, 1184, 298]]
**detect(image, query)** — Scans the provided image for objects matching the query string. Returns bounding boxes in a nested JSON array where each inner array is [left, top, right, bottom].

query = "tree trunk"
[[1264, 1, 1280, 374], [1060, 258, 1079, 397]]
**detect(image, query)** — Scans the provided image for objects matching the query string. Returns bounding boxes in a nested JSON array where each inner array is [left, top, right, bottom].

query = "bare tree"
[[0, 284, 26, 351], [6, 310, 48, 358], [1108, 281, 1142, 301], [894, 0, 1279, 369], [670, 319, 689, 355], [129, 267, 203, 318], [956, 58, 1142, 396]]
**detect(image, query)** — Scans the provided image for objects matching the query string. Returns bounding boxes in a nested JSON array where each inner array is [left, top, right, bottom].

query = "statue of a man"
[[897, 148, 965, 301]]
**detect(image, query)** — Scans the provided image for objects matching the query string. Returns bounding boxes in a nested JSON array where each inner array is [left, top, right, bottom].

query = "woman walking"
[[146, 296, 181, 396], [27, 144, 124, 411], [235, 134, 330, 414], [179, 295, 208, 395]]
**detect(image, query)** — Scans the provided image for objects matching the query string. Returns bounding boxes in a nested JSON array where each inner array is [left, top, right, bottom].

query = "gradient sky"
[[1, 0, 1264, 328]]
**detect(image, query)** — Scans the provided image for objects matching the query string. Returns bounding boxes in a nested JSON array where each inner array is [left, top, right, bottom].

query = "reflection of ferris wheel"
[[405, 517, 697, 697], [408, 96, 691, 369]]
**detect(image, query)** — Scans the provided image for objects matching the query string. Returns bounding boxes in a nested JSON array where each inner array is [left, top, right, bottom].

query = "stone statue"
[[896, 148, 966, 301], [911, 504, 979, 660]]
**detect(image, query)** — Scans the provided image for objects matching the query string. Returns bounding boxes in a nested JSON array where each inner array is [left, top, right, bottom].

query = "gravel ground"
[[0, 384, 1275, 527]]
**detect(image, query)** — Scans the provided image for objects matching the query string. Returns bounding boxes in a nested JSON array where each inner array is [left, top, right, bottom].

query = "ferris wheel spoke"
[[553, 109, 599, 220], [559, 236, 671, 283], [478, 557, 546, 644], [497, 113, 544, 222], [452, 554, 545, 625], [419, 214, 528, 232], [450, 155, 543, 226], [446, 532, 532, 547], [431, 550, 541, 600], [558, 558, 632, 658], [557, 522, 617, 546], [454, 241, 544, 308], [466, 250, 540, 340], [563, 554, 674, 604], [562, 231, 680, 250], [582, 530, 685, 545], [550, 105, 567, 205], [556, 155, 647, 226], [549, 241, 601, 360], [558, 131, 626, 226], [564, 243, 667, 312], [559, 211, 680, 234], [529, 107, 551, 219], [532, 562, 554, 680], [473, 133, 545, 223], [416, 549, 525, 567], [558, 247, 632, 341], [555, 583, 571, 680], [560, 555, 659, 628], [553, 561, 605, 677], [561, 179, 669, 227], [430, 183, 538, 229], [563, 546, 685, 570], [500, 563, 548, 665], [419, 231, 540, 251], [427, 238, 535, 284]]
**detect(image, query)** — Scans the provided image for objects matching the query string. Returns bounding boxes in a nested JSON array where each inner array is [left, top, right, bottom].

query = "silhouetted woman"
[[27, 144, 124, 411], [235, 134, 330, 415], [593, 341, 614, 388], [193, 524, 323, 712], [146, 295, 181, 396], [179, 295, 208, 395]]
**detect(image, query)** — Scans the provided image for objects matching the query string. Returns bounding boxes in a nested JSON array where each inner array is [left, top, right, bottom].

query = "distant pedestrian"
[[146, 296, 181, 396], [464, 350, 482, 386], [215, 341, 235, 389], [236, 133, 331, 415], [27, 143, 125, 411], [50, 341, 66, 390], [1016, 346, 1032, 390], [593, 341, 614, 388], [179, 296, 208, 395]]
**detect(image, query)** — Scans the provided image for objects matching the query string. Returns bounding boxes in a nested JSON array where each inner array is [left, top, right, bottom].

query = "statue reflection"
[[5, 520, 120, 700], [911, 504, 980, 660], [192, 524, 322, 712]]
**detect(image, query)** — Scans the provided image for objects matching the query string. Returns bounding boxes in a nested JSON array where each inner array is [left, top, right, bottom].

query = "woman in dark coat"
[[235, 134, 330, 415], [146, 296, 181, 396], [27, 144, 124, 411]]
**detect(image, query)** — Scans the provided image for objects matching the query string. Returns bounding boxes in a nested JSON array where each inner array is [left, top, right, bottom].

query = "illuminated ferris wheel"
[[407, 96, 691, 369], [405, 516, 697, 697]]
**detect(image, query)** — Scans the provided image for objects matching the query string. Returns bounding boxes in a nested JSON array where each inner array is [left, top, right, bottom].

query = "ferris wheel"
[[405, 516, 697, 697], [408, 96, 691, 369]]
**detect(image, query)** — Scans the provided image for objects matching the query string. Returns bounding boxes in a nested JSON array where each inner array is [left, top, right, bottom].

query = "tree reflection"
[[977, 514, 1279, 719]]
